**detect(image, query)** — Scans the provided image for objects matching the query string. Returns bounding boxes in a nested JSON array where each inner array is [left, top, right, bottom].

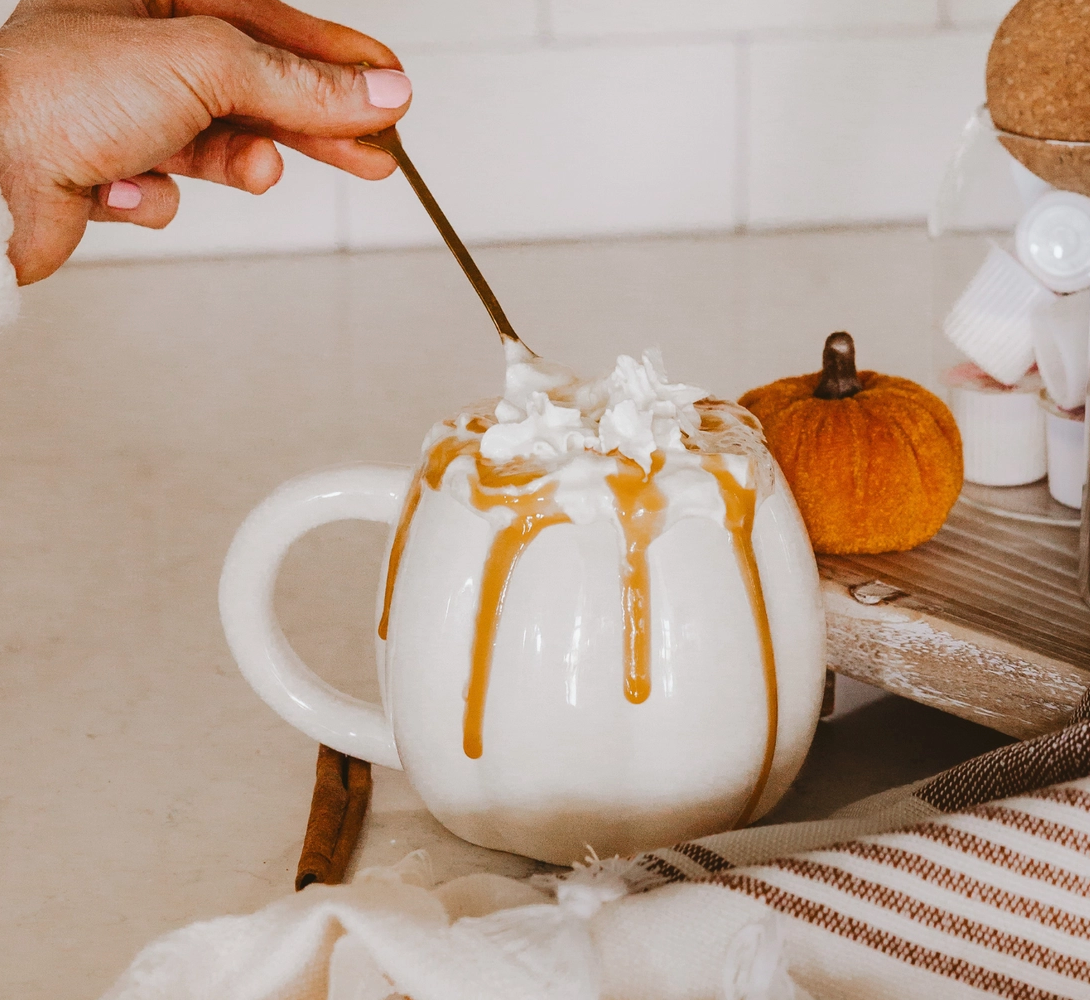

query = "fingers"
[[156, 117, 398, 186], [259, 128, 398, 181], [177, 16, 411, 138], [154, 123, 284, 193], [160, 0, 402, 69], [89, 173, 181, 228]]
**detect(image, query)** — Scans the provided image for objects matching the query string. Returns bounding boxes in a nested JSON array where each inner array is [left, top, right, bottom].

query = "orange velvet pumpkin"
[[738, 333, 963, 555]]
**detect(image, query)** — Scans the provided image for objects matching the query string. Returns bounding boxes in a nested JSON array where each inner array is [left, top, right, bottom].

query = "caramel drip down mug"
[[220, 437, 827, 864]]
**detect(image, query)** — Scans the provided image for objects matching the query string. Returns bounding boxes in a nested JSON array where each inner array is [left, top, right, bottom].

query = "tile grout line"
[[734, 36, 751, 234], [935, 0, 954, 30], [64, 222, 931, 271]]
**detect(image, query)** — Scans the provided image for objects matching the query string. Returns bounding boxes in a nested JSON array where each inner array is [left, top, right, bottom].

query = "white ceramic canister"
[[1040, 391, 1088, 509], [219, 425, 827, 864], [944, 363, 1046, 486]]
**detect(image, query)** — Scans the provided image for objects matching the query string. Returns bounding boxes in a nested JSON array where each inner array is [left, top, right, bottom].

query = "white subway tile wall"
[[747, 32, 992, 228], [345, 45, 737, 248], [70, 0, 1015, 261]]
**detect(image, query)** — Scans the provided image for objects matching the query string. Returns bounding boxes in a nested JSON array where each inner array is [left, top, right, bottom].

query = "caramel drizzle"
[[464, 463, 570, 758], [605, 452, 668, 704], [379, 430, 569, 759], [465, 415, 494, 435], [378, 435, 480, 641], [702, 455, 778, 828], [382, 423, 775, 787]]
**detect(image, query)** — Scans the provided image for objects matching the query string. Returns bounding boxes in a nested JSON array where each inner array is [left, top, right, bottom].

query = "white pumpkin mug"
[[220, 452, 826, 865]]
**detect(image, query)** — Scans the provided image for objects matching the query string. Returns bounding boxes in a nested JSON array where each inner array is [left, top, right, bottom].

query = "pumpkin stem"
[[814, 332, 863, 400]]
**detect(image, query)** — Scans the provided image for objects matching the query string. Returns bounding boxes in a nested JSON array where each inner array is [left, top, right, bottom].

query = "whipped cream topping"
[[425, 343, 775, 539], [482, 393, 597, 464], [480, 341, 709, 473]]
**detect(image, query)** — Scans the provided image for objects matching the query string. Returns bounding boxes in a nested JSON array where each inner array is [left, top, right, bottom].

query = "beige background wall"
[[13, 0, 1017, 260]]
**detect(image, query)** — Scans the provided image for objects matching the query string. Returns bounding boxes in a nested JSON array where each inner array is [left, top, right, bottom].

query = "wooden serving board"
[[819, 499, 1090, 740]]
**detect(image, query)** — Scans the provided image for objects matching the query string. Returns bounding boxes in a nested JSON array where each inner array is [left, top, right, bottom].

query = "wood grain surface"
[[819, 501, 1090, 740]]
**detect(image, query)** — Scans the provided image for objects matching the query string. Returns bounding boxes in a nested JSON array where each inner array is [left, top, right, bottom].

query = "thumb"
[[5, 180, 91, 285], [181, 16, 411, 138]]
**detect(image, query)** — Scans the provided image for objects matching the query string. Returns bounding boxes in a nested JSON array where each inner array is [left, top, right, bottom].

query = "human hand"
[[0, 0, 413, 284]]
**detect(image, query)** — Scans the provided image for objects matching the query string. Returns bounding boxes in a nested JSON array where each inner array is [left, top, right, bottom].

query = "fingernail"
[[363, 68, 412, 109], [106, 180, 142, 210]]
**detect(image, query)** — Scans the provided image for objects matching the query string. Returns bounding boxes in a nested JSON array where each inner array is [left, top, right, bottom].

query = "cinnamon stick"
[[295, 745, 373, 891]]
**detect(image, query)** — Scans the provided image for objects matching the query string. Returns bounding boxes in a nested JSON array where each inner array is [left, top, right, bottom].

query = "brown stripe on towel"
[[905, 824, 1090, 896], [967, 805, 1090, 856], [916, 721, 1090, 814], [823, 841, 1090, 937], [714, 872, 1062, 1000], [672, 841, 733, 875], [758, 857, 1090, 979], [637, 855, 689, 886]]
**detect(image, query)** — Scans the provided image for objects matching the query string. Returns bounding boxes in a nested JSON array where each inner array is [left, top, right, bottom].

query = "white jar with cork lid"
[[931, 106, 1089, 534]]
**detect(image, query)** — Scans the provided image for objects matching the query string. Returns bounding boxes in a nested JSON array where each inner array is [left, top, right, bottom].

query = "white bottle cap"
[[943, 243, 1054, 385], [1015, 190, 1090, 294], [1040, 392, 1088, 509], [944, 364, 1046, 486]]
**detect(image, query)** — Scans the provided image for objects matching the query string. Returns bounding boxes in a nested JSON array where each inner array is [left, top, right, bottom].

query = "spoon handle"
[[357, 127, 525, 349]]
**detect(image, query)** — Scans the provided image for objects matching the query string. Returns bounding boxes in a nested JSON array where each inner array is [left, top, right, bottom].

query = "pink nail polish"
[[106, 180, 142, 210], [363, 69, 412, 109]]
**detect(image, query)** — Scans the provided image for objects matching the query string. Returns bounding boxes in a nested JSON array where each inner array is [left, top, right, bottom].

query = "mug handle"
[[219, 463, 412, 771]]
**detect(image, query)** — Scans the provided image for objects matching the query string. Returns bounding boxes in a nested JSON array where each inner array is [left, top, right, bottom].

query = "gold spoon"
[[356, 127, 531, 353]]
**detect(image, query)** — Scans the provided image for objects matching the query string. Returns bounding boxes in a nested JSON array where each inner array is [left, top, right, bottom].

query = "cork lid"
[[988, 0, 1090, 142], [987, 0, 1090, 195]]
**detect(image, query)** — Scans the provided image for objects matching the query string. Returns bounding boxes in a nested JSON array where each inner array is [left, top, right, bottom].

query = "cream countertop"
[[0, 228, 1010, 999]]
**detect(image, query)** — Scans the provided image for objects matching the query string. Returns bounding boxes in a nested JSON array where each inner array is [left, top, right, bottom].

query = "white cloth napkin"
[[98, 847, 814, 1000], [100, 854, 638, 1000]]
